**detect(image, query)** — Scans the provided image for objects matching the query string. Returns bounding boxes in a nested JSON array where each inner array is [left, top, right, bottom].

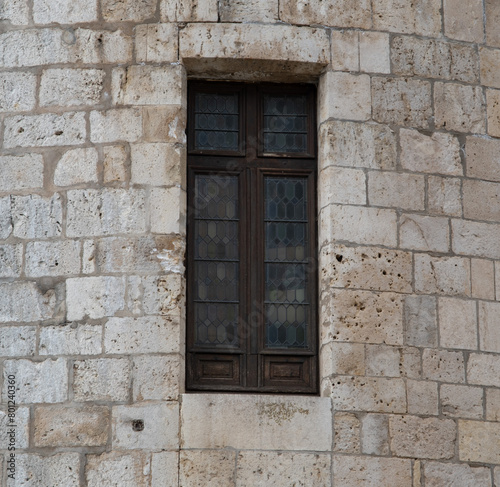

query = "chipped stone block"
[[33, 0, 97, 23], [472, 259, 495, 300], [160, 0, 218, 22], [423, 462, 491, 487], [459, 420, 500, 464], [423, 349, 465, 383], [464, 179, 500, 222], [369, 171, 425, 210], [428, 176, 462, 217], [103, 145, 128, 183], [319, 166, 366, 207], [220, 0, 278, 22], [150, 187, 186, 235], [0, 71, 36, 112], [0, 244, 23, 278], [466, 136, 500, 182], [13, 453, 80, 487], [321, 341, 365, 377], [468, 354, 500, 387], [366, 344, 400, 377], [142, 274, 185, 316], [152, 451, 179, 487], [34, 405, 109, 447], [54, 147, 99, 186], [179, 450, 235, 487], [359, 31, 390, 74], [439, 297, 477, 350], [361, 414, 390, 455], [73, 358, 131, 402], [86, 452, 150, 487], [0, 0, 29, 24], [404, 295, 437, 347], [452, 219, 500, 259], [39, 323, 102, 356], [487, 88, 500, 138], [101, 0, 156, 21], [330, 30, 359, 71], [90, 108, 142, 143], [0, 406, 29, 449], [25, 240, 81, 277], [0, 326, 36, 357], [407, 380, 438, 415], [479, 301, 500, 352], [444, 0, 484, 43], [143, 106, 187, 144], [486, 389, 500, 421], [441, 384, 483, 419], [334, 412, 361, 453], [135, 24, 178, 63], [133, 355, 181, 401]]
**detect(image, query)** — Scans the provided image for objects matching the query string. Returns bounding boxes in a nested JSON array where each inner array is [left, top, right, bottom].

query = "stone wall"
[[1, 0, 500, 485]]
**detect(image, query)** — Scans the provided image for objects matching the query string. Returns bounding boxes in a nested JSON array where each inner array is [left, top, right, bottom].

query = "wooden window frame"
[[186, 81, 318, 394]]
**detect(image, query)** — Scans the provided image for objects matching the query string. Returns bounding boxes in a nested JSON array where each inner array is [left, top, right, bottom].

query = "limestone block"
[[320, 204, 397, 248], [86, 452, 150, 487], [439, 297, 477, 350], [359, 32, 390, 74], [319, 72, 371, 122], [0, 0, 29, 24], [480, 47, 500, 89], [280, 0, 371, 28], [103, 145, 128, 183], [472, 259, 495, 300], [179, 450, 235, 487], [0, 326, 36, 357], [466, 136, 500, 181], [333, 455, 411, 487], [40, 68, 104, 107], [368, 171, 425, 210], [320, 244, 412, 293], [319, 166, 366, 206], [444, 0, 484, 43], [452, 219, 500, 259], [160, 0, 218, 22], [361, 414, 390, 455], [150, 187, 186, 235], [424, 462, 491, 487], [112, 402, 179, 450], [11, 194, 62, 239], [25, 240, 81, 277], [479, 301, 500, 352], [441, 384, 483, 419], [0, 71, 36, 112], [143, 106, 187, 144], [464, 179, 500, 222], [181, 394, 332, 451], [39, 323, 102, 356], [73, 358, 131, 402], [407, 380, 438, 415], [422, 349, 465, 383], [333, 412, 360, 453], [486, 0, 500, 47], [415, 254, 471, 296], [13, 453, 80, 487], [366, 344, 400, 377], [0, 282, 59, 323], [66, 188, 146, 237], [152, 451, 179, 487], [0, 196, 13, 239], [400, 347, 422, 379], [133, 355, 181, 401], [487, 88, 500, 137], [372, 0, 441, 36], [459, 420, 500, 464], [428, 176, 462, 217], [328, 376, 406, 413], [82, 240, 96, 274], [321, 341, 365, 377], [390, 416, 456, 459], [4, 112, 86, 148], [0, 244, 23, 278], [331, 30, 359, 71], [33, 0, 97, 23], [487, 389, 500, 421], [3, 359, 68, 404], [90, 108, 142, 143], [34, 405, 109, 447], [54, 148, 98, 186], [404, 295, 437, 347], [0, 154, 42, 192], [220, 0, 278, 22], [142, 274, 184, 316], [70, 28, 133, 64], [101, 0, 156, 21], [372, 77, 432, 128], [135, 24, 178, 63], [0, 407, 29, 449], [237, 451, 331, 486], [104, 316, 180, 354]]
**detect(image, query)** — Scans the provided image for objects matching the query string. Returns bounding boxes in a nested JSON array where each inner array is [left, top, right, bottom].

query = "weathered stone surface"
[[101, 0, 156, 21], [0, 0, 29, 25], [0, 243, 23, 278], [25, 240, 81, 277], [487, 88, 500, 137], [90, 108, 142, 143], [404, 295, 437, 347], [372, 77, 432, 128], [179, 450, 236, 487], [361, 414, 390, 455], [320, 244, 412, 293], [468, 353, 500, 387], [372, 0, 441, 36], [181, 394, 332, 451], [441, 384, 483, 419], [472, 259, 495, 300], [464, 179, 500, 222], [4, 112, 86, 148], [365, 344, 400, 377], [33, 0, 97, 23], [103, 145, 128, 183], [423, 349, 465, 383], [0, 326, 36, 357], [150, 187, 186, 234], [0, 72, 36, 112], [334, 412, 360, 453], [73, 358, 131, 402], [82, 240, 96, 274], [486, 0, 500, 47], [220, 0, 278, 22], [133, 355, 180, 401], [487, 389, 500, 421], [39, 323, 102, 356], [400, 347, 422, 379], [331, 30, 359, 71], [0, 154, 43, 192], [143, 105, 186, 144], [11, 194, 62, 239], [407, 380, 438, 415], [54, 148, 98, 186], [479, 301, 500, 352], [112, 402, 179, 450], [152, 451, 179, 487], [369, 172, 425, 210], [142, 274, 184, 316], [3, 359, 68, 404], [322, 341, 365, 377], [466, 136, 500, 182], [480, 47, 500, 89], [390, 416, 456, 459], [160, 0, 218, 22], [319, 166, 366, 206], [135, 24, 178, 63], [459, 420, 500, 464], [359, 31, 390, 74], [424, 461, 491, 487], [34, 405, 109, 447], [333, 455, 411, 487], [0, 196, 12, 239], [439, 297, 477, 350], [86, 452, 150, 487], [0, 406, 29, 449], [452, 219, 500, 259], [237, 451, 331, 486], [428, 176, 462, 217], [131, 143, 184, 186], [444, 0, 484, 43]]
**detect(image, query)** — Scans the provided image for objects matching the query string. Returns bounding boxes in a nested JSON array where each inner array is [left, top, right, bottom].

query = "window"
[[186, 82, 318, 393]]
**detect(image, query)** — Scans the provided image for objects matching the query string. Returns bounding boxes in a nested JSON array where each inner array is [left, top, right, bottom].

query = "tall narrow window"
[[186, 82, 317, 393]]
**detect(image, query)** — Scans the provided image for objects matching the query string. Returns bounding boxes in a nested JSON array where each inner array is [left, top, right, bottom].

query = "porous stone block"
[[365, 344, 400, 377], [0, 244, 23, 278], [0, 72, 36, 112], [90, 108, 142, 143], [4, 112, 86, 148], [359, 31, 390, 74], [181, 394, 332, 451], [0, 0, 29, 24], [452, 219, 500, 259], [407, 380, 438, 415], [0, 406, 29, 449], [237, 451, 331, 486], [103, 145, 128, 183], [73, 358, 131, 402], [39, 323, 102, 356], [332, 455, 411, 487], [423, 349, 465, 383], [34, 405, 109, 447], [0, 326, 36, 357], [135, 24, 178, 63], [427, 176, 462, 217], [25, 240, 81, 277], [459, 420, 500, 464], [372, 0, 441, 36], [3, 359, 68, 404], [444, 0, 484, 43], [464, 179, 500, 222], [424, 461, 491, 486], [466, 136, 500, 181], [320, 244, 412, 293], [70, 28, 132, 64], [368, 171, 425, 210], [400, 347, 421, 379], [334, 412, 360, 453], [404, 295, 437, 347], [143, 106, 187, 144], [0, 196, 13, 239], [112, 402, 179, 450], [361, 414, 390, 455], [486, 0, 500, 47], [66, 188, 146, 237], [142, 274, 184, 316], [468, 353, 500, 387], [487, 88, 500, 137], [133, 355, 181, 401], [150, 187, 186, 235], [321, 341, 365, 377], [390, 416, 456, 459], [319, 166, 366, 206], [82, 240, 96, 274], [472, 259, 495, 300], [330, 30, 359, 71], [0, 154, 43, 191], [160, 0, 218, 22], [33, 0, 97, 23], [479, 301, 500, 352], [13, 453, 80, 487], [372, 77, 432, 128], [319, 72, 371, 122], [220, 0, 278, 22], [86, 452, 150, 487], [11, 194, 62, 239], [280, 0, 371, 28], [441, 384, 483, 419], [480, 47, 500, 89], [179, 450, 236, 487], [487, 389, 500, 421], [439, 297, 477, 350], [54, 148, 98, 186], [152, 451, 179, 487], [40, 68, 104, 107], [101, 0, 156, 21]]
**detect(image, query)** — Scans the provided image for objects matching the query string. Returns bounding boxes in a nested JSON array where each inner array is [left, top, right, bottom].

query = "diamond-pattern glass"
[[266, 304, 308, 348], [263, 94, 308, 153], [195, 303, 238, 346], [194, 92, 239, 151], [195, 175, 238, 220], [266, 263, 307, 303]]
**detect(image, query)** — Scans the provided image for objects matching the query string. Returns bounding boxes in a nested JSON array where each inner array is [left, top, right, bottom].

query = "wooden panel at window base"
[[262, 355, 316, 391], [189, 353, 241, 387]]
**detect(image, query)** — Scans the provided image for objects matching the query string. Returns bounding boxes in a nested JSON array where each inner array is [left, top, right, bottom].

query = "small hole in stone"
[[336, 254, 343, 262], [132, 420, 144, 432], [55, 130, 63, 136]]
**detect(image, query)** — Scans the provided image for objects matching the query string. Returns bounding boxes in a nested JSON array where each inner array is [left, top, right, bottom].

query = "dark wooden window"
[[186, 82, 318, 393]]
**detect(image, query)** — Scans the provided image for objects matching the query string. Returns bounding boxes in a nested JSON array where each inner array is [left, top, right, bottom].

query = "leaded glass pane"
[[195, 221, 238, 260], [195, 303, 238, 346], [266, 263, 307, 303], [265, 177, 306, 220], [266, 304, 308, 348], [195, 175, 238, 220], [195, 261, 239, 301]]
